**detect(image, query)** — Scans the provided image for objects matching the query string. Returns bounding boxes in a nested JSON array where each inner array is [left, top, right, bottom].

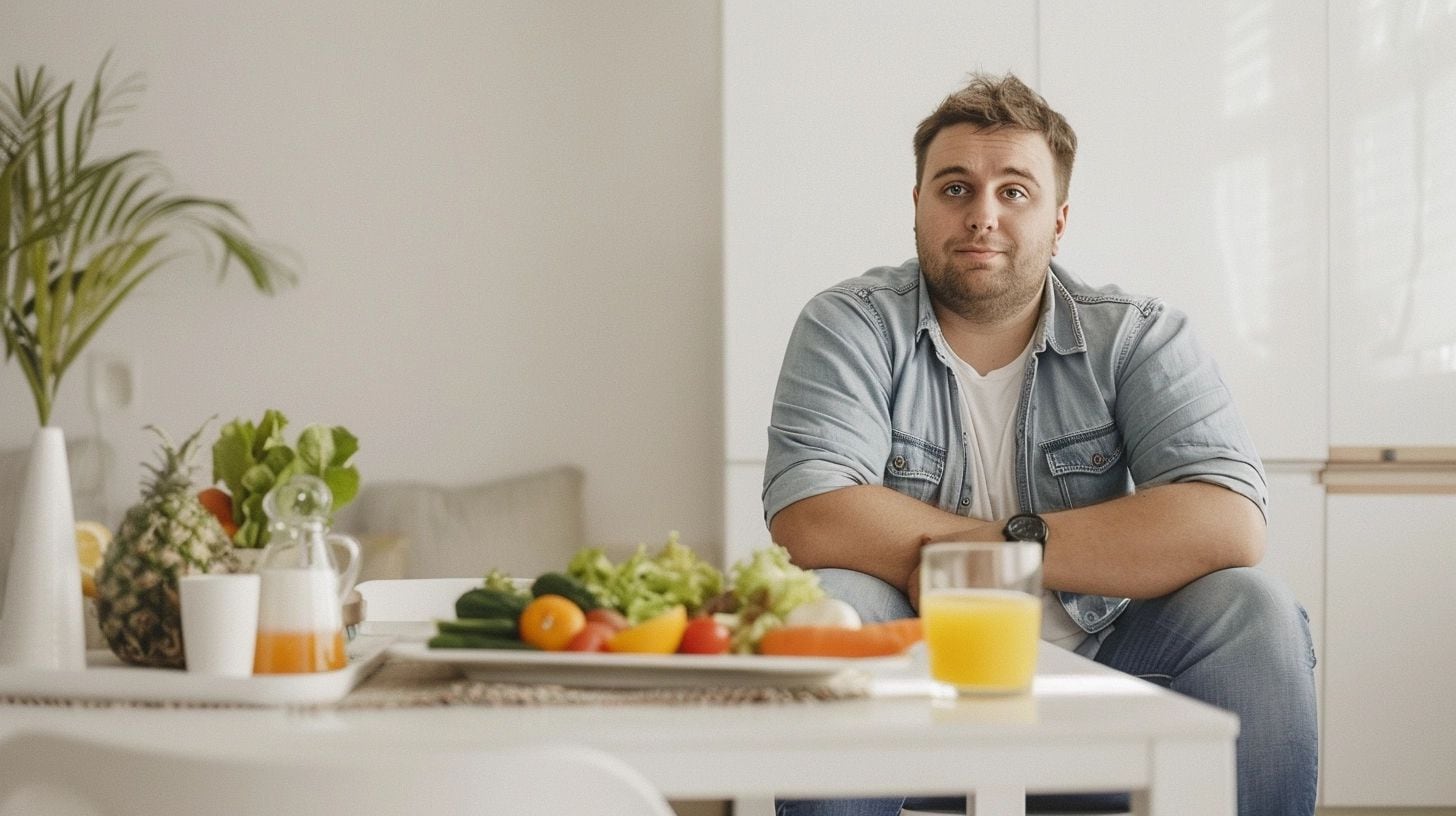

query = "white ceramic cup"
[[179, 574, 261, 676]]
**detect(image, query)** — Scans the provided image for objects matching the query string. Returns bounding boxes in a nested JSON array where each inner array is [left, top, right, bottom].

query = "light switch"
[[88, 354, 134, 412]]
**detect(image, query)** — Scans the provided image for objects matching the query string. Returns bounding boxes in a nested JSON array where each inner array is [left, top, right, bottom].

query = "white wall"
[[0, 1, 724, 561]]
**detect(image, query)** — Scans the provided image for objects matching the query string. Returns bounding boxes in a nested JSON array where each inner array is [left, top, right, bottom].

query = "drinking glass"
[[920, 540, 1042, 694]]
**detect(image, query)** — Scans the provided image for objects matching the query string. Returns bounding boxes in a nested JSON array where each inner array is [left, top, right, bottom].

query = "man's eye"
[[1003, 188, 1027, 201], [944, 183, 969, 196]]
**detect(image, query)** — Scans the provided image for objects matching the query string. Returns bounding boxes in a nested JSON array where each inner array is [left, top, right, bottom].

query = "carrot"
[[758, 618, 923, 658], [197, 487, 239, 537]]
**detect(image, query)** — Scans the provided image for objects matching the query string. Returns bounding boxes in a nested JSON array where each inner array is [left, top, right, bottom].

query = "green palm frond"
[[2, 57, 294, 425]]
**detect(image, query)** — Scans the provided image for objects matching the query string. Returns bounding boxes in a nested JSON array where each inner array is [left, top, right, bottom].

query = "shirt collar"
[[913, 259, 1087, 356]]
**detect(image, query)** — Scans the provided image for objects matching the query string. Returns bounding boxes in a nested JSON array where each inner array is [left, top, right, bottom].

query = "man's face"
[[914, 124, 1068, 324]]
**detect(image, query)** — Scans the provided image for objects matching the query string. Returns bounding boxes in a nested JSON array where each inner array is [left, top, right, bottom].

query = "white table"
[[0, 643, 1237, 815]]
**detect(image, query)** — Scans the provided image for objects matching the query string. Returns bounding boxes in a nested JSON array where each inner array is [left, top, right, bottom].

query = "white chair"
[[0, 731, 676, 816], [356, 577, 487, 624]]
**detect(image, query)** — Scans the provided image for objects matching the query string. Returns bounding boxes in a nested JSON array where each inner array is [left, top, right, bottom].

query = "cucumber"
[[530, 572, 600, 611], [427, 633, 539, 650], [455, 587, 530, 621], [436, 618, 519, 638]]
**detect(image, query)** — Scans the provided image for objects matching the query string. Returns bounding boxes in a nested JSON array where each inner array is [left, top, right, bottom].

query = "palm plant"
[[1, 57, 293, 425]]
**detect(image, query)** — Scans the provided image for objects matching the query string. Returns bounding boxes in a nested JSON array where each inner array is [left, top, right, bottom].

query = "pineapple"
[[95, 424, 238, 668]]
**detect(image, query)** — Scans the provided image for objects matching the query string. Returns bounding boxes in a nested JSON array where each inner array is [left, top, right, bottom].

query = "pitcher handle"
[[326, 533, 362, 602]]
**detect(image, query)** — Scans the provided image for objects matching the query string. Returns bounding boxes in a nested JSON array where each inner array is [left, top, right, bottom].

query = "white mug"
[[179, 574, 261, 677]]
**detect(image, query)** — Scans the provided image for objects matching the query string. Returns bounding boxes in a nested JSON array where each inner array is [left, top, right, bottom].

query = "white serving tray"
[[0, 634, 392, 706]]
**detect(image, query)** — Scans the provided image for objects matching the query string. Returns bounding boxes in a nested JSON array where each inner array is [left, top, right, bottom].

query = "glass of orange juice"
[[919, 541, 1042, 695]]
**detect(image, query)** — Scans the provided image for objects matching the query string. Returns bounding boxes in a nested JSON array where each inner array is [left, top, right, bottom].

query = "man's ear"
[[912, 186, 920, 206], [1051, 201, 1069, 255]]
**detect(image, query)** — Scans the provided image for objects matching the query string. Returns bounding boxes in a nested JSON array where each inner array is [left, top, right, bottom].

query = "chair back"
[[0, 732, 675, 816], [356, 577, 486, 631]]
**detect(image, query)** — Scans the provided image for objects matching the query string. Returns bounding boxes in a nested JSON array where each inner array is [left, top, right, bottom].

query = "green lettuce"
[[567, 532, 724, 624], [727, 545, 825, 653], [211, 409, 360, 549]]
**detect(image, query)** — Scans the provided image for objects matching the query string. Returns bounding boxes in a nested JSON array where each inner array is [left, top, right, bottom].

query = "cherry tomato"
[[565, 621, 616, 652], [518, 594, 586, 651], [584, 608, 629, 632], [677, 616, 731, 655]]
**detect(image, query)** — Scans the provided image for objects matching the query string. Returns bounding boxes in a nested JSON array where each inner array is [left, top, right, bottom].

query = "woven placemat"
[[0, 660, 871, 710]]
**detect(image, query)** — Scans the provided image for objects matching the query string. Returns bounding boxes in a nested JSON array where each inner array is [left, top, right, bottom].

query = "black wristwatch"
[[1003, 513, 1049, 546]]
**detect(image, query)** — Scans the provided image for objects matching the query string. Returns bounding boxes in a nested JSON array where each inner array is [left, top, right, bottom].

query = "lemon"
[[75, 520, 112, 599]]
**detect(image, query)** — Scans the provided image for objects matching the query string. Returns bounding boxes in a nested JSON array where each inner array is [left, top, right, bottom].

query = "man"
[[764, 73, 1317, 815]]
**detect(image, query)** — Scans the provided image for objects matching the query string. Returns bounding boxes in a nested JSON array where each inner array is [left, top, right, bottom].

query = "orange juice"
[[253, 568, 347, 674], [253, 629, 347, 673], [921, 589, 1041, 693]]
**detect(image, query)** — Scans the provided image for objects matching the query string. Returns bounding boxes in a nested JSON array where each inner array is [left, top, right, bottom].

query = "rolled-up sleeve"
[[763, 290, 894, 526], [1115, 302, 1268, 520]]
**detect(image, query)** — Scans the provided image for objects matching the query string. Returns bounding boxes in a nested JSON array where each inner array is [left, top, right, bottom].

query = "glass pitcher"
[[252, 474, 361, 673]]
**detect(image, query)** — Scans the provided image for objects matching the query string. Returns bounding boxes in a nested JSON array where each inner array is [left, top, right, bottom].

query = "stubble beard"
[[917, 230, 1055, 325]]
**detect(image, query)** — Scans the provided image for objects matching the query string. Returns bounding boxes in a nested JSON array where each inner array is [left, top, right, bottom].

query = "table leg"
[[1136, 738, 1236, 815], [733, 795, 774, 816], [966, 786, 1025, 816]]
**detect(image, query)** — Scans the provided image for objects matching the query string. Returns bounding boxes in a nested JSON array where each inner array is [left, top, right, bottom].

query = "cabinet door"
[[1329, 3, 1456, 446], [1323, 494, 1456, 805], [1040, 1, 1328, 461]]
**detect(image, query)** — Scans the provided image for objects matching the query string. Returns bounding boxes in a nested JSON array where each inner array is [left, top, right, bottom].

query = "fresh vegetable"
[[483, 569, 529, 598], [784, 598, 862, 629], [567, 532, 724, 624], [196, 487, 239, 537], [429, 633, 539, 650], [456, 587, 531, 621], [758, 619, 923, 658], [585, 608, 629, 632], [210, 410, 360, 549], [565, 621, 617, 652], [436, 618, 519, 637], [518, 594, 587, 651], [677, 616, 731, 655], [607, 605, 688, 654], [726, 545, 826, 654], [531, 572, 601, 611]]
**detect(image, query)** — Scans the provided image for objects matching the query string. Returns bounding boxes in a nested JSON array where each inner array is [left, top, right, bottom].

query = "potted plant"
[[1, 56, 293, 425], [0, 57, 293, 668]]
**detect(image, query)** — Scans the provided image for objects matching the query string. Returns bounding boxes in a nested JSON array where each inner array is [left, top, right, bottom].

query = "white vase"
[[0, 427, 85, 671]]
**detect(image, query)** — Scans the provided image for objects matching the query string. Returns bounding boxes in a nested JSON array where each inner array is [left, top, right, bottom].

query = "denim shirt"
[[763, 258, 1267, 635]]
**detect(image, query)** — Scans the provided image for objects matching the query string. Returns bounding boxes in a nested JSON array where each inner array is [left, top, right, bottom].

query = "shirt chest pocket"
[[1040, 423, 1131, 509], [883, 430, 946, 505]]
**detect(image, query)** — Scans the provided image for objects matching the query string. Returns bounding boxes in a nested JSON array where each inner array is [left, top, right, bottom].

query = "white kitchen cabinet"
[[1039, 0, 1328, 462], [1328, 2, 1456, 447], [1323, 493, 1456, 805]]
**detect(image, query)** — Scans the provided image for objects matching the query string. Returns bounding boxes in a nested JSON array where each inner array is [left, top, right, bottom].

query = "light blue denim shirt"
[[763, 258, 1267, 634]]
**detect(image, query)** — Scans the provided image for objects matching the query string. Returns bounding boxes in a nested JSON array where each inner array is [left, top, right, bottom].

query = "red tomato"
[[584, 608, 629, 632], [565, 621, 616, 652], [677, 616, 731, 655]]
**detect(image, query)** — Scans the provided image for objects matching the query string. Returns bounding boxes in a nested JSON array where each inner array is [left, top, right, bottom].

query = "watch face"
[[1007, 514, 1047, 543]]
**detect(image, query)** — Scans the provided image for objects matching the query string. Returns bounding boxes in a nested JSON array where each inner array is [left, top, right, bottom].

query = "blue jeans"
[[776, 567, 1318, 816]]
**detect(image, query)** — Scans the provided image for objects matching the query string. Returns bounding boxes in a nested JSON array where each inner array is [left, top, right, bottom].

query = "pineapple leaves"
[[2, 58, 294, 425], [210, 411, 360, 549]]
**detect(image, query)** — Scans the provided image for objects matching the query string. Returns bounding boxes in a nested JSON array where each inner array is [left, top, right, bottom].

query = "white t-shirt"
[[945, 341, 1087, 650]]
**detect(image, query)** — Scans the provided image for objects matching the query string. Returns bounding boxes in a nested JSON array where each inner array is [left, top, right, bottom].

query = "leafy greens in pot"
[[211, 409, 360, 549]]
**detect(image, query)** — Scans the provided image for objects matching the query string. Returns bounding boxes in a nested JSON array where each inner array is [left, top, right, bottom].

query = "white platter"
[[387, 641, 908, 689], [0, 635, 392, 706]]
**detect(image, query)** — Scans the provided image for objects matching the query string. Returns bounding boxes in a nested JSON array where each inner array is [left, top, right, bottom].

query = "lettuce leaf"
[[566, 532, 724, 624]]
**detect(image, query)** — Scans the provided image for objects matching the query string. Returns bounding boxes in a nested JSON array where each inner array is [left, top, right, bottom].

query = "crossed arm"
[[769, 481, 1265, 604]]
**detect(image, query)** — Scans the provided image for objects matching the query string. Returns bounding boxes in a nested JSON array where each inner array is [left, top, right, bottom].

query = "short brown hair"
[[913, 73, 1077, 204]]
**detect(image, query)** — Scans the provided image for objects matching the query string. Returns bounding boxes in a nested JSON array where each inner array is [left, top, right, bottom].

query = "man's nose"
[[964, 196, 997, 231]]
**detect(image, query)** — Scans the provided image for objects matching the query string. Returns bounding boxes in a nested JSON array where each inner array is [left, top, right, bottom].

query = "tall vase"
[[0, 427, 85, 671]]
